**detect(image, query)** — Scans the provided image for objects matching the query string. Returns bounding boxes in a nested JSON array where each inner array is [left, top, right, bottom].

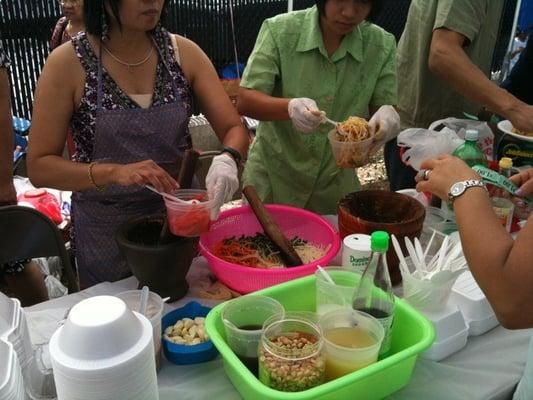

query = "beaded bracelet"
[[88, 162, 105, 192]]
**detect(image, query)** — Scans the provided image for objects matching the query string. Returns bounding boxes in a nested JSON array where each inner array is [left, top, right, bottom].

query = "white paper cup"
[[341, 234, 371, 274]]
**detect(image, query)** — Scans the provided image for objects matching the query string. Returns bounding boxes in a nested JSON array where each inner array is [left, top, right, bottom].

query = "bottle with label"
[[452, 129, 488, 168], [489, 157, 515, 231], [352, 231, 395, 356]]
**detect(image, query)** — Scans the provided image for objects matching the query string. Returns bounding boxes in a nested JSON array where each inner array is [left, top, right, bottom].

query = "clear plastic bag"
[[429, 118, 494, 160], [397, 128, 463, 171]]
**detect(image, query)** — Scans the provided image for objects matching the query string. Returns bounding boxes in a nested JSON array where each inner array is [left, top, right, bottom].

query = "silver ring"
[[420, 169, 431, 181]]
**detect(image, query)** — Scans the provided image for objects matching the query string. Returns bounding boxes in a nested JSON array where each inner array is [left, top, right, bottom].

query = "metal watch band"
[[448, 179, 487, 203], [221, 146, 242, 165]]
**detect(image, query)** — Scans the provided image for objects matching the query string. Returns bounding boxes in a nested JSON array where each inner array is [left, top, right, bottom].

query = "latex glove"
[[288, 98, 324, 133], [206, 153, 239, 220], [368, 105, 401, 153]]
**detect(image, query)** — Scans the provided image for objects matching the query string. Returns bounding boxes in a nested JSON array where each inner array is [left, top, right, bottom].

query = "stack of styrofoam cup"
[[49, 296, 159, 400], [0, 341, 26, 400], [1, 290, 33, 399]]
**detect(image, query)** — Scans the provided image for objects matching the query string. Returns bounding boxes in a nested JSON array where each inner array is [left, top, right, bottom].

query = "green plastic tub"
[[205, 272, 435, 400]]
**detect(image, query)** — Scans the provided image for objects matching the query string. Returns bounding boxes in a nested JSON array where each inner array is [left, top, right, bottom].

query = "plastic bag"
[[397, 128, 463, 171], [429, 118, 494, 160]]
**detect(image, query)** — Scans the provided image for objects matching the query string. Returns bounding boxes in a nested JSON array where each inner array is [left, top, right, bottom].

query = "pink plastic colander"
[[199, 204, 341, 294]]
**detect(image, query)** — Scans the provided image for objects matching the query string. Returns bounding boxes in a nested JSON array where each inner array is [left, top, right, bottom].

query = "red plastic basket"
[[199, 204, 341, 293]]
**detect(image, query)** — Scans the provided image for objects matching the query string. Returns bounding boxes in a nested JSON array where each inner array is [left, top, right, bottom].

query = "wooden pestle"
[[242, 185, 304, 267], [159, 149, 200, 244]]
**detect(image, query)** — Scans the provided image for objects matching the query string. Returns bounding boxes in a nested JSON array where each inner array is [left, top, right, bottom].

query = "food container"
[[114, 290, 164, 371], [319, 309, 384, 381], [164, 189, 214, 237], [162, 301, 218, 365], [448, 271, 499, 336], [17, 188, 62, 224], [341, 234, 371, 273], [199, 204, 341, 294], [259, 312, 325, 392], [315, 267, 358, 317], [420, 303, 468, 361], [222, 295, 284, 375], [327, 129, 374, 169], [205, 272, 435, 400], [338, 190, 426, 285]]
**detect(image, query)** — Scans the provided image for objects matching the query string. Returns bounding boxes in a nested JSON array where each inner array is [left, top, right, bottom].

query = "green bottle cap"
[[371, 231, 389, 252]]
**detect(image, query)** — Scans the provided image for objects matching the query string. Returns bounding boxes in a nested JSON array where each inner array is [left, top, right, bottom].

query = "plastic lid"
[[499, 157, 513, 169], [24, 188, 47, 198], [370, 231, 389, 252], [465, 129, 479, 141]]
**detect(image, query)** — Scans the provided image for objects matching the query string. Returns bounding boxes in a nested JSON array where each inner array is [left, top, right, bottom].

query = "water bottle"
[[452, 129, 488, 167], [352, 231, 395, 356]]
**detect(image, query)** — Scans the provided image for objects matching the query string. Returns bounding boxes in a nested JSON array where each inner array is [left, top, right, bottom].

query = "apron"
[[72, 37, 190, 288]]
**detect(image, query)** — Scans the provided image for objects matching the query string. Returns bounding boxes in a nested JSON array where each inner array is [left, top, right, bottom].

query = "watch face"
[[450, 182, 466, 196]]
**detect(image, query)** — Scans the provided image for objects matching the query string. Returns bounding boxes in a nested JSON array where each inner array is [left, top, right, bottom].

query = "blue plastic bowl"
[[162, 301, 218, 365]]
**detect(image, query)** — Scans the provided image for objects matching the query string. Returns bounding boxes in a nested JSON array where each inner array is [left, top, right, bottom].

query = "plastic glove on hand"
[[288, 98, 324, 133], [368, 105, 401, 153], [206, 153, 239, 220]]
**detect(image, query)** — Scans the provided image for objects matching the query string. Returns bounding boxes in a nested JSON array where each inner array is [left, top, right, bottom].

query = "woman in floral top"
[[28, 0, 249, 288]]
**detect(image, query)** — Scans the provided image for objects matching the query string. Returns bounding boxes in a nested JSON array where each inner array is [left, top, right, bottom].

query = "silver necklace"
[[102, 44, 154, 73]]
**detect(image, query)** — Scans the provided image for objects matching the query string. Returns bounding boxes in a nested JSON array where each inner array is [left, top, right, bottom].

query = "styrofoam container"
[[449, 271, 499, 336], [49, 296, 158, 399], [420, 303, 468, 361]]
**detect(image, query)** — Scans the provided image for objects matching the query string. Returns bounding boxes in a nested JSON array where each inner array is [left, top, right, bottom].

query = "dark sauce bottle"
[[352, 231, 395, 356]]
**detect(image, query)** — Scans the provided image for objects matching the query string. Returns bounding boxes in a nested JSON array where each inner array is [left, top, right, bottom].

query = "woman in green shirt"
[[238, 0, 400, 215]]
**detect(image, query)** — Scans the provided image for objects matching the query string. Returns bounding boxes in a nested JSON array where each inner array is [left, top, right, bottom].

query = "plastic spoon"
[[422, 230, 437, 260], [139, 286, 149, 317], [414, 238, 426, 271], [145, 185, 187, 203], [404, 237, 423, 274], [322, 115, 349, 137], [443, 242, 463, 271], [391, 235, 410, 275], [436, 236, 450, 273], [316, 265, 335, 285]]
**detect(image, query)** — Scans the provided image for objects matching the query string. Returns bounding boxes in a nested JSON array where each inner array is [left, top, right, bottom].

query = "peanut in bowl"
[[162, 301, 218, 365]]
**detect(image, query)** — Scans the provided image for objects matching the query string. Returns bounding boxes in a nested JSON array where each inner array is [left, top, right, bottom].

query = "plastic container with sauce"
[[164, 189, 214, 237], [319, 309, 384, 381]]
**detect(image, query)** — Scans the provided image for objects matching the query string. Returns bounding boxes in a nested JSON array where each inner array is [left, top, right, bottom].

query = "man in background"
[[387, 0, 533, 190]]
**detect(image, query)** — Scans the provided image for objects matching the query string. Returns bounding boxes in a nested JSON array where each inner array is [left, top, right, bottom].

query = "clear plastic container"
[[315, 267, 359, 317], [319, 309, 384, 380], [490, 197, 514, 232], [222, 295, 284, 375], [327, 129, 373, 168], [17, 188, 62, 224], [115, 290, 164, 371], [164, 189, 214, 237], [259, 313, 325, 392]]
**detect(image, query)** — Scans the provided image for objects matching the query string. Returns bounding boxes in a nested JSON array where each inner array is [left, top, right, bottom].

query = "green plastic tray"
[[205, 272, 435, 400]]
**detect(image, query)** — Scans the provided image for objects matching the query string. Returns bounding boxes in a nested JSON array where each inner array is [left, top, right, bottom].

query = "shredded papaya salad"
[[213, 233, 330, 268]]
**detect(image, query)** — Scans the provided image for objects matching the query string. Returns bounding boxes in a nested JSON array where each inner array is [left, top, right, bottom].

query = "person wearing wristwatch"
[[416, 154, 533, 400]]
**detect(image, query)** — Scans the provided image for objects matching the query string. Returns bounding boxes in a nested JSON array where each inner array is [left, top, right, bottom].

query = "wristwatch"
[[221, 146, 243, 166], [447, 180, 487, 204]]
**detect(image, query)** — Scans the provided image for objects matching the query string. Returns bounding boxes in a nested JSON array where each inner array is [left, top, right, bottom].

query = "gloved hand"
[[206, 153, 239, 220], [288, 98, 324, 133], [368, 105, 401, 154]]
